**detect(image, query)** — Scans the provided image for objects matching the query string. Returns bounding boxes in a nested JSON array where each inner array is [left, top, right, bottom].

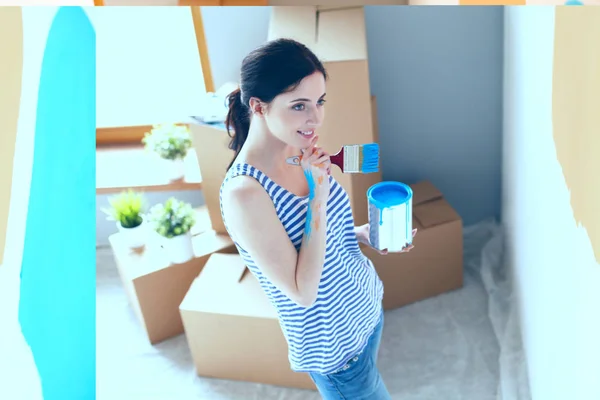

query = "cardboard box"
[[180, 253, 316, 390], [108, 218, 236, 344], [268, 6, 367, 62], [318, 62, 381, 226], [188, 123, 230, 234], [361, 181, 464, 310]]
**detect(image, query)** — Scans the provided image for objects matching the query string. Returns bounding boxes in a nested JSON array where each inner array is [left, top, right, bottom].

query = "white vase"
[[164, 158, 185, 181], [163, 232, 194, 264], [116, 217, 147, 248]]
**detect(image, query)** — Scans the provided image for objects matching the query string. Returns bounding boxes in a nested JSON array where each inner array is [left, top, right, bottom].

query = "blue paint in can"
[[367, 182, 413, 225], [367, 181, 413, 252]]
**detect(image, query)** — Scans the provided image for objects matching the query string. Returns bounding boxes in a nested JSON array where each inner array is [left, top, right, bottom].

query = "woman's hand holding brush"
[[300, 136, 331, 202]]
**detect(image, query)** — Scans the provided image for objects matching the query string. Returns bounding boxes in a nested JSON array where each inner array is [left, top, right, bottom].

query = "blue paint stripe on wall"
[[18, 7, 96, 400]]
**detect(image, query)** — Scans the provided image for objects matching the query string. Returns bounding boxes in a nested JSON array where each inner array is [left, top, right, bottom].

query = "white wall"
[[88, 6, 205, 127], [503, 7, 600, 400], [201, 6, 271, 89]]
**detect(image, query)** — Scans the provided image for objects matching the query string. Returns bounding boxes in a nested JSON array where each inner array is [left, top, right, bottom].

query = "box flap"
[[314, 8, 367, 62], [409, 181, 461, 229], [180, 253, 277, 319], [191, 230, 235, 258], [410, 181, 443, 206], [268, 7, 317, 48], [268, 6, 367, 62], [413, 200, 461, 229]]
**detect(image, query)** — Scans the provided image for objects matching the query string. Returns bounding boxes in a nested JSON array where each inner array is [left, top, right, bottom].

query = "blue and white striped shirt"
[[220, 163, 384, 374]]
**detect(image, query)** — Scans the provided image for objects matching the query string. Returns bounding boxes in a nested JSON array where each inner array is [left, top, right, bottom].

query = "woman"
[[219, 38, 416, 399]]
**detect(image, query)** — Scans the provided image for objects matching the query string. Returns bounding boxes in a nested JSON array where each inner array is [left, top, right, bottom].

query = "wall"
[[201, 6, 504, 226], [365, 6, 504, 225], [201, 6, 271, 90], [0, 8, 22, 267], [88, 6, 205, 127], [503, 6, 600, 400]]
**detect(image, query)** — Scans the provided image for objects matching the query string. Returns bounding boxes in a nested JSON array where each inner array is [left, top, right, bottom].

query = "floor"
[[96, 219, 530, 400]]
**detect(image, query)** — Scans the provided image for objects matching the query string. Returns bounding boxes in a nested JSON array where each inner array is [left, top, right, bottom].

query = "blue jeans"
[[309, 309, 391, 400]]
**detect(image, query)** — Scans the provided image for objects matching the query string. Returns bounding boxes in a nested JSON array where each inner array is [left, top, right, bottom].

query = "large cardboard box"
[[180, 253, 316, 390], [362, 181, 464, 310], [317, 62, 381, 226], [108, 211, 236, 344], [188, 123, 230, 234]]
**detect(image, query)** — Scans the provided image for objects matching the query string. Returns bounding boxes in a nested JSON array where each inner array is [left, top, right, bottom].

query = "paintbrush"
[[285, 143, 380, 174]]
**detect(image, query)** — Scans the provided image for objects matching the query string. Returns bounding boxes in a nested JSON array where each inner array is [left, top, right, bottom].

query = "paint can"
[[367, 181, 413, 253]]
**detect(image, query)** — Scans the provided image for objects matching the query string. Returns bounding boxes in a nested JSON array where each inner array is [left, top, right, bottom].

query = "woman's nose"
[[307, 109, 323, 126]]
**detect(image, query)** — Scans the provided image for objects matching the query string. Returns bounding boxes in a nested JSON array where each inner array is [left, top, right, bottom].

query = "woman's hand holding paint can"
[[355, 224, 417, 255], [367, 181, 417, 253], [300, 136, 331, 201]]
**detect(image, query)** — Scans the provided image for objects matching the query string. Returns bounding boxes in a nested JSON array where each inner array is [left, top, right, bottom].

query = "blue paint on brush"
[[564, 0, 583, 4], [303, 170, 316, 240], [18, 7, 96, 400], [360, 143, 380, 173]]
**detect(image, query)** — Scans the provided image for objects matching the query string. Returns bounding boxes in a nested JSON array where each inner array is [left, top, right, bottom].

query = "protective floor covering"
[[96, 219, 531, 400]]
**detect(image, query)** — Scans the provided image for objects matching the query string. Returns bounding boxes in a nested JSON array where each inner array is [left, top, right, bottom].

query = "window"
[[89, 6, 213, 145]]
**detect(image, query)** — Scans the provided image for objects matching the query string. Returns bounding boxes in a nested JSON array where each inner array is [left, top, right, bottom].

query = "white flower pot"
[[116, 217, 147, 248], [163, 232, 194, 264], [164, 158, 185, 181]]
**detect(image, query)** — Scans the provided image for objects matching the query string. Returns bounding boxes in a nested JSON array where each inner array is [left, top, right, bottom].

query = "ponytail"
[[225, 88, 250, 171]]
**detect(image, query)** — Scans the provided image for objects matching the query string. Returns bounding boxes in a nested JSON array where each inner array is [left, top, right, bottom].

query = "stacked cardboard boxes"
[[108, 206, 236, 344]]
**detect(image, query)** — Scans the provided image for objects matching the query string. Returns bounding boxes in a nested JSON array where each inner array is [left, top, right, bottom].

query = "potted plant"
[[142, 123, 192, 181], [103, 190, 147, 248], [148, 197, 196, 264]]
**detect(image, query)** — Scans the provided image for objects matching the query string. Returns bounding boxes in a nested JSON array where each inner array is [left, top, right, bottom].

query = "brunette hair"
[[225, 38, 327, 170]]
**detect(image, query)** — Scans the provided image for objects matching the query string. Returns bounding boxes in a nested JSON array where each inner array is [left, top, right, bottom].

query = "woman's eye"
[[293, 103, 305, 111], [317, 99, 327, 106]]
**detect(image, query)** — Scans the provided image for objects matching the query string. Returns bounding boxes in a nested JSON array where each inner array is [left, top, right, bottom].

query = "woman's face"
[[261, 72, 326, 149]]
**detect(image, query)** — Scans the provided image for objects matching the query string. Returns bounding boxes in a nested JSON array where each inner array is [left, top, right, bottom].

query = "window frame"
[[95, 7, 215, 146]]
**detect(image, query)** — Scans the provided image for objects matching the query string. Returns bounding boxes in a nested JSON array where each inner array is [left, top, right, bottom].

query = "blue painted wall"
[[18, 7, 96, 400]]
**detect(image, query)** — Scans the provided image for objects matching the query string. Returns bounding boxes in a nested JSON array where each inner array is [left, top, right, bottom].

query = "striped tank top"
[[219, 163, 384, 374]]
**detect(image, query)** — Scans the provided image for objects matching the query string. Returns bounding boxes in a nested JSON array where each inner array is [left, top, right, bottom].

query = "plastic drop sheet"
[[95, 219, 531, 400]]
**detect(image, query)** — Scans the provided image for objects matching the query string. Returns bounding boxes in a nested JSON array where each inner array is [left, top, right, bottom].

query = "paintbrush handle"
[[286, 148, 343, 170]]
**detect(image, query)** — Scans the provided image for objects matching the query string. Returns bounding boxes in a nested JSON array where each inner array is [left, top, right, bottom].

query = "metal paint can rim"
[[367, 181, 413, 210]]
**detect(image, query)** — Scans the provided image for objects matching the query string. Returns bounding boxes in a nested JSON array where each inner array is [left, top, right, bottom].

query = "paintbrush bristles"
[[339, 143, 379, 173], [358, 143, 380, 173]]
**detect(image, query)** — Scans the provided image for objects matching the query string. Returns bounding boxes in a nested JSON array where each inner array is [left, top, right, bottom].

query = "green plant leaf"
[[105, 190, 146, 228], [147, 197, 196, 238]]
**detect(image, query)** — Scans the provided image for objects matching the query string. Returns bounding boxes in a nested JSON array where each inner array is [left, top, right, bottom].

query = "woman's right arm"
[[221, 149, 330, 308]]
